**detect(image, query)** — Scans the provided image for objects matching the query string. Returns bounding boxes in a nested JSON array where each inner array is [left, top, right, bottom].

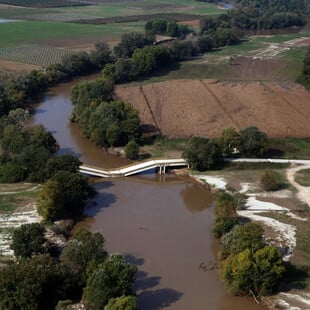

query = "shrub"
[[83, 254, 137, 309], [105, 295, 137, 310], [221, 223, 264, 257], [182, 136, 222, 171], [125, 141, 139, 160], [221, 246, 285, 297], [11, 223, 45, 258], [260, 169, 282, 191], [213, 191, 239, 238], [213, 217, 239, 238], [0, 162, 25, 183]]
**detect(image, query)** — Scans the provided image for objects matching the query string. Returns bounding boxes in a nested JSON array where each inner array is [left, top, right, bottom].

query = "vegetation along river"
[[29, 77, 264, 309]]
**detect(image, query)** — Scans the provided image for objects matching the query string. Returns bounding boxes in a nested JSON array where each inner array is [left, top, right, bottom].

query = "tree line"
[[199, 0, 308, 33], [145, 19, 191, 38], [213, 191, 285, 300], [182, 126, 268, 171], [297, 46, 310, 89], [1, 227, 137, 310]]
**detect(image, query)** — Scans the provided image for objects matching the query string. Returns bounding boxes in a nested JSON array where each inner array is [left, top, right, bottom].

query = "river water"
[[30, 77, 264, 309]]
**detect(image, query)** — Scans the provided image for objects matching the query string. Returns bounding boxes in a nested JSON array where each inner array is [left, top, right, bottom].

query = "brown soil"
[[0, 59, 42, 73], [43, 36, 119, 51], [115, 79, 310, 138]]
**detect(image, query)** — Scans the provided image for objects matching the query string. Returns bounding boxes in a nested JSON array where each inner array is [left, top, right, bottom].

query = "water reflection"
[[180, 182, 214, 212]]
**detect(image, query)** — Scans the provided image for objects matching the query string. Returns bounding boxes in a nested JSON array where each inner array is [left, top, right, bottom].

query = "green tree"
[[221, 223, 264, 257], [61, 229, 107, 283], [221, 246, 285, 298], [16, 145, 51, 182], [105, 295, 137, 310], [102, 63, 117, 82], [0, 255, 78, 310], [114, 32, 154, 58], [182, 136, 223, 171], [197, 35, 214, 53], [239, 126, 268, 157], [28, 125, 59, 155], [1, 124, 25, 154], [38, 171, 96, 221], [125, 141, 139, 160], [115, 58, 135, 82], [83, 254, 137, 310], [90, 42, 113, 69], [213, 191, 238, 238], [45, 154, 82, 179], [219, 127, 242, 156], [7, 108, 29, 127], [0, 162, 25, 183], [71, 78, 113, 122], [11, 223, 46, 258]]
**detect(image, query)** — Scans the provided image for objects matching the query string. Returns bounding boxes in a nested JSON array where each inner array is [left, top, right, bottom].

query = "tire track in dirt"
[[139, 85, 162, 135], [199, 80, 241, 130]]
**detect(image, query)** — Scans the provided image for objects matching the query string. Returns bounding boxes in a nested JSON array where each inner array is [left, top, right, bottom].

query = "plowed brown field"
[[115, 80, 310, 138]]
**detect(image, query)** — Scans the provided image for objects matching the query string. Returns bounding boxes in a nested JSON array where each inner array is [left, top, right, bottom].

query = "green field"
[[122, 32, 310, 84], [0, 0, 224, 21], [57, 0, 224, 18], [0, 189, 39, 214], [0, 20, 145, 48], [268, 138, 310, 160]]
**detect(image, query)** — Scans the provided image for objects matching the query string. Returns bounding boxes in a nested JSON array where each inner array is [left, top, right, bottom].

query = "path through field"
[[287, 164, 310, 207]]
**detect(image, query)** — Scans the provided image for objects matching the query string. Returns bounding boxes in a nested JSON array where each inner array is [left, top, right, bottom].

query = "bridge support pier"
[[159, 164, 166, 174]]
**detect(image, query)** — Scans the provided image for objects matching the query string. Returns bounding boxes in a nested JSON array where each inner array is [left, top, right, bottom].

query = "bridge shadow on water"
[[125, 254, 183, 310], [84, 181, 116, 217]]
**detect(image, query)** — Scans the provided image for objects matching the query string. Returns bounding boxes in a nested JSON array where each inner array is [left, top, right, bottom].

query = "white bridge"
[[79, 158, 188, 178]]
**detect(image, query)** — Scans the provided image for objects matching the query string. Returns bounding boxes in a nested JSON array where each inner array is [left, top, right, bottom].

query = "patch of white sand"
[[196, 175, 227, 190], [245, 196, 306, 221], [247, 189, 293, 199], [239, 182, 256, 193], [0, 204, 41, 256], [277, 292, 310, 309]]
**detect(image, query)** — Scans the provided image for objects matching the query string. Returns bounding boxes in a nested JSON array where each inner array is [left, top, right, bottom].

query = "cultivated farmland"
[[0, 45, 72, 66], [115, 80, 310, 138]]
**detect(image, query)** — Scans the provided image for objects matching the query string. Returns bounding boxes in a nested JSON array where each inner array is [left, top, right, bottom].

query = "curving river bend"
[[29, 76, 264, 310]]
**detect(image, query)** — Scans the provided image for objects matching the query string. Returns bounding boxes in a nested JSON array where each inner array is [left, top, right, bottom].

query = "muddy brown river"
[[30, 77, 264, 309]]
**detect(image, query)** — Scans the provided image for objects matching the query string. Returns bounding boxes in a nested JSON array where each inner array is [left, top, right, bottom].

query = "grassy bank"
[[142, 137, 310, 161], [0, 184, 40, 214], [295, 169, 310, 186]]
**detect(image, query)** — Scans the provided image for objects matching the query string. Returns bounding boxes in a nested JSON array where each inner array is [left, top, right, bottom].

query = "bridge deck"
[[79, 158, 188, 178]]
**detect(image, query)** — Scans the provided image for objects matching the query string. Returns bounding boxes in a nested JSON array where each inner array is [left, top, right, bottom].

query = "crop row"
[[0, 45, 73, 66]]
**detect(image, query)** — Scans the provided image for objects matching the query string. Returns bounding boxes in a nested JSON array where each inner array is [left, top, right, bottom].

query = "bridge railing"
[[79, 158, 188, 177]]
